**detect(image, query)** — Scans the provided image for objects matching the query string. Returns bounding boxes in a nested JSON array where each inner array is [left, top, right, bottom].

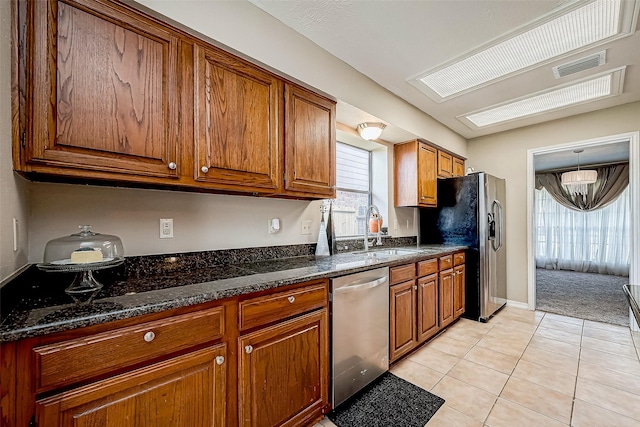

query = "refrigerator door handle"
[[492, 200, 504, 252]]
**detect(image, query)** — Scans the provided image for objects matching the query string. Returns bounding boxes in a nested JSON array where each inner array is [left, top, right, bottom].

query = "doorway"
[[526, 131, 640, 330]]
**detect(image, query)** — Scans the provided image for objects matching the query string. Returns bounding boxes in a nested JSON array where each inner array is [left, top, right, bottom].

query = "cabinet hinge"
[[21, 131, 26, 148]]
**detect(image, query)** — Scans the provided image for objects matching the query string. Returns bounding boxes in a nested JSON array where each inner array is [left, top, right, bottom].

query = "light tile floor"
[[315, 307, 640, 427]]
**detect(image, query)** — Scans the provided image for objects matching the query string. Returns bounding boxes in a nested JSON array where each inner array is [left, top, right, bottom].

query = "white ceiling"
[[250, 0, 640, 140], [534, 139, 630, 171]]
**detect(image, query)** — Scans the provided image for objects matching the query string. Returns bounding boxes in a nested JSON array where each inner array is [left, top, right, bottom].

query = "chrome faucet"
[[364, 205, 382, 251]]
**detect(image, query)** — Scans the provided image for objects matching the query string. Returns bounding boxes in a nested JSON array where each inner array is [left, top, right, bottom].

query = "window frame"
[[333, 141, 373, 238]]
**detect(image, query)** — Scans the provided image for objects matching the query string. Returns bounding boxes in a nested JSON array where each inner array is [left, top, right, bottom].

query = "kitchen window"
[[332, 142, 372, 237]]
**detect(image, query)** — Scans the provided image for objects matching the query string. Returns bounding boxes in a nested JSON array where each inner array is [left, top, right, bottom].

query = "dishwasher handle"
[[334, 276, 388, 294]]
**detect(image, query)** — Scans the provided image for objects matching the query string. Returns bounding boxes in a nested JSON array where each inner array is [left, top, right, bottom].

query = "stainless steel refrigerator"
[[419, 172, 507, 322]]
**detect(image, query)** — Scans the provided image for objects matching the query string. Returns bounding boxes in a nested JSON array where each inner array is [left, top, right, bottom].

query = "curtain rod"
[[535, 161, 629, 174]]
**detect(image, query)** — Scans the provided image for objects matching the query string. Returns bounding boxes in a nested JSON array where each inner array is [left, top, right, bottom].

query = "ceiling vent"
[[553, 51, 606, 79]]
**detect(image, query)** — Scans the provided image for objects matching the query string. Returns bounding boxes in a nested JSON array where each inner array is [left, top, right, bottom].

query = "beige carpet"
[[536, 268, 629, 326]]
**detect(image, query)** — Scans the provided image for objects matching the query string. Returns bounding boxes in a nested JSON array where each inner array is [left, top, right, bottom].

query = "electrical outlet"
[[160, 218, 173, 239], [406, 219, 411, 229], [301, 220, 312, 235]]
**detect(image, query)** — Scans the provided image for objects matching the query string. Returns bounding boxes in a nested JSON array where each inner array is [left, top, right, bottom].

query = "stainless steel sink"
[[355, 248, 419, 258]]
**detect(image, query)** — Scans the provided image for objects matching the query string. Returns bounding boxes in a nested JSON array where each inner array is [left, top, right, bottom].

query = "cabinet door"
[[194, 45, 280, 192], [283, 84, 336, 198], [238, 310, 328, 427], [454, 265, 466, 318], [417, 274, 438, 343], [390, 280, 417, 362], [418, 143, 438, 207], [439, 269, 454, 328], [437, 151, 453, 178], [27, 0, 180, 179], [36, 345, 227, 427], [453, 157, 465, 177]]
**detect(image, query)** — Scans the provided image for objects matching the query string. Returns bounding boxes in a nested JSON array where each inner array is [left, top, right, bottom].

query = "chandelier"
[[561, 149, 597, 195]]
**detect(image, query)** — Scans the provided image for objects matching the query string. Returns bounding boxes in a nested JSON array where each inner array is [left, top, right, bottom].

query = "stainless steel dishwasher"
[[330, 266, 389, 408]]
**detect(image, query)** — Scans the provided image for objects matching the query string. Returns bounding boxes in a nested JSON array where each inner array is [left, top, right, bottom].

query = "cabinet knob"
[[143, 331, 155, 342], [215, 356, 225, 365], [413, 285, 417, 290], [421, 196, 426, 199], [168, 162, 177, 170], [245, 345, 253, 354], [421, 283, 426, 287], [201, 166, 209, 174], [288, 296, 295, 303]]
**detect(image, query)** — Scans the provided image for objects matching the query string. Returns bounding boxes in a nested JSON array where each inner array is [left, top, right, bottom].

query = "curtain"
[[535, 186, 630, 276], [535, 164, 629, 212]]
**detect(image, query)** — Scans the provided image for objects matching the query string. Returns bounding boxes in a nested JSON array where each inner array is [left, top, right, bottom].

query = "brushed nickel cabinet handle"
[[288, 296, 295, 303], [413, 285, 417, 290], [216, 356, 225, 365], [143, 331, 155, 342], [168, 162, 177, 170], [245, 345, 253, 354], [201, 166, 209, 173]]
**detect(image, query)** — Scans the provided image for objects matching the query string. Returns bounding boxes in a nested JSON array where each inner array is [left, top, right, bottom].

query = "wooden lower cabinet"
[[36, 345, 227, 427], [238, 309, 328, 427], [439, 268, 454, 328], [389, 279, 417, 361], [417, 274, 438, 342], [454, 264, 466, 318]]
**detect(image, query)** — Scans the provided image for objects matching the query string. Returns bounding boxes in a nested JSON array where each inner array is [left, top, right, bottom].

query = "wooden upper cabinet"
[[394, 140, 437, 207], [283, 84, 336, 198], [24, 0, 181, 179], [437, 150, 454, 178], [453, 157, 465, 177], [418, 143, 438, 206], [194, 44, 281, 192]]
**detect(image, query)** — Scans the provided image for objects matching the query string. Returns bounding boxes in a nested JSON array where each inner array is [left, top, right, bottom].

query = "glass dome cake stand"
[[37, 225, 125, 302]]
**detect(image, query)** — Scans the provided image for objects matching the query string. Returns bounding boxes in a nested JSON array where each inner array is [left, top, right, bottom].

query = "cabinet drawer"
[[239, 281, 327, 331], [454, 252, 465, 266], [34, 306, 224, 392], [417, 259, 438, 277], [439, 255, 453, 270], [390, 264, 416, 285]]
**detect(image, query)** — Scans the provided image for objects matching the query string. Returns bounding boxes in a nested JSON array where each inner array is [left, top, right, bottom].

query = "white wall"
[[28, 183, 324, 262], [467, 101, 640, 304], [0, 0, 29, 282]]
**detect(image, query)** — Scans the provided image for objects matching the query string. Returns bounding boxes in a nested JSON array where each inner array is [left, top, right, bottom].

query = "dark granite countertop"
[[0, 244, 466, 342]]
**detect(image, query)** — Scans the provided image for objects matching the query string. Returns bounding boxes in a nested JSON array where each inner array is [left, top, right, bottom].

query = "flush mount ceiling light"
[[409, 0, 638, 102], [356, 122, 386, 140], [561, 149, 598, 195], [459, 66, 625, 128]]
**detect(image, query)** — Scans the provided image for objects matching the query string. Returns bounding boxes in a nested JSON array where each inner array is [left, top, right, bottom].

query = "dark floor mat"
[[328, 372, 445, 427]]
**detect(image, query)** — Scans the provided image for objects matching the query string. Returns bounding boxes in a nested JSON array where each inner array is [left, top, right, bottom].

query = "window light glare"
[[419, 0, 622, 98], [465, 74, 613, 127]]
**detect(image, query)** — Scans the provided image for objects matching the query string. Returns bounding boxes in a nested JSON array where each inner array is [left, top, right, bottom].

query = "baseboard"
[[506, 300, 530, 310]]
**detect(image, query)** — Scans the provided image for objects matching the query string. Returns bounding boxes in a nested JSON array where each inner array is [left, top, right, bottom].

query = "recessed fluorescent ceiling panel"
[[460, 67, 625, 128], [412, 0, 635, 101]]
